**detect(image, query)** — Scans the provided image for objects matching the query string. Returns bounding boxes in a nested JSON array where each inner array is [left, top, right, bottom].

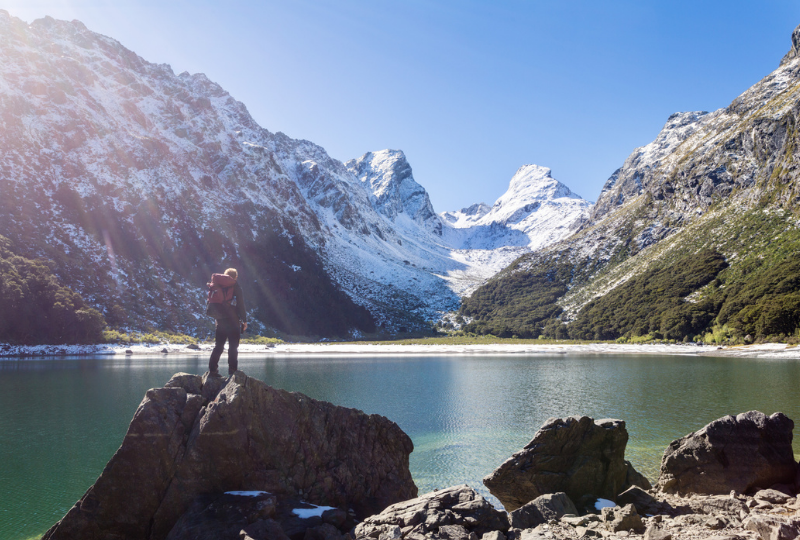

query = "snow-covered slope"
[[431, 165, 591, 295], [346, 150, 442, 235], [444, 165, 590, 251]]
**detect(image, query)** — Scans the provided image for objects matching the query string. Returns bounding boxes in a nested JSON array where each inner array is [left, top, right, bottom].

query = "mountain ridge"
[[0, 10, 590, 338], [462, 23, 800, 342]]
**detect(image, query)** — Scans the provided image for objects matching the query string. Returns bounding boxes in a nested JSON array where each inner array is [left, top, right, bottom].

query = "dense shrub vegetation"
[[460, 261, 572, 338], [462, 236, 800, 343], [569, 250, 727, 340], [715, 259, 800, 338], [0, 236, 105, 344]]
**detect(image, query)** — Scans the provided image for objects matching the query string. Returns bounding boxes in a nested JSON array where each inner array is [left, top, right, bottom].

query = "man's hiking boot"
[[208, 370, 222, 378]]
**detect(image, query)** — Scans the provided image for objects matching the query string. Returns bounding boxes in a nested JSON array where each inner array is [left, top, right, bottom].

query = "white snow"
[[292, 505, 337, 519]]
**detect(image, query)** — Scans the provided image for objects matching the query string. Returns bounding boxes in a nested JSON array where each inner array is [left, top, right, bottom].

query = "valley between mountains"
[[2, 10, 800, 344]]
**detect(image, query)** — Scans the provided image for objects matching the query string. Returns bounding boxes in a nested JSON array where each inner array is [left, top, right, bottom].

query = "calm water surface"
[[1, 353, 799, 539]]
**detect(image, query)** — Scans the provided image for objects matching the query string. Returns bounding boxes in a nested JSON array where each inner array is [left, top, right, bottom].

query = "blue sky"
[[2, 1, 800, 211]]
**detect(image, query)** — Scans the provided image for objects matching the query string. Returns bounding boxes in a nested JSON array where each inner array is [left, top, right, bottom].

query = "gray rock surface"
[[44, 371, 417, 540], [753, 488, 791, 504], [616, 486, 662, 516], [781, 23, 800, 65], [624, 460, 653, 490], [165, 492, 277, 540], [656, 411, 797, 495], [743, 514, 800, 540], [601, 503, 644, 533], [353, 485, 508, 540], [483, 416, 631, 511], [508, 493, 577, 529], [643, 525, 672, 540]]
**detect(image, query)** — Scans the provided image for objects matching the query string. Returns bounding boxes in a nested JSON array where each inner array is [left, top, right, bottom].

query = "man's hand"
[[242, 322, 248, 332]]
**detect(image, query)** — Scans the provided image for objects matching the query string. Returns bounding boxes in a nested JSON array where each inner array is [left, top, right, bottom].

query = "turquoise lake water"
[[1, 353, 799, 540]]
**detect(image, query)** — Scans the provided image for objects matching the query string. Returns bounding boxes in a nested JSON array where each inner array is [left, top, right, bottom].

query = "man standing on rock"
[[207, 268, 247, 376]]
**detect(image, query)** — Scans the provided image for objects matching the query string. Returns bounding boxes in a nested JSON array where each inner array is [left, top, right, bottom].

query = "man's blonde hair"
[[224, 268, 238, 280]]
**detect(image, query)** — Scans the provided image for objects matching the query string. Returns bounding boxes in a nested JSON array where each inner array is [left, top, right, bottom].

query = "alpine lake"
[[2, 352, 799, 540]]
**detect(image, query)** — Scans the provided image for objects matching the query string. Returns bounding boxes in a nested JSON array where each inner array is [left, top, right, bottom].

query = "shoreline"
[[1, 341, 799, 359]]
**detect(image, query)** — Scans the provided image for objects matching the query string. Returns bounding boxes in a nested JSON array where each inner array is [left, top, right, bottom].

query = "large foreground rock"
[[656, 411, 796, 495], [483, 416, 633, 511], [44, 371, 417, 540], [354, 485, 509, 540]]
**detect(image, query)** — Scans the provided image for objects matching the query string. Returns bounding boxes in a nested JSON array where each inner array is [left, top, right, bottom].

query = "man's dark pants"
[[209, 318, 240, 375]]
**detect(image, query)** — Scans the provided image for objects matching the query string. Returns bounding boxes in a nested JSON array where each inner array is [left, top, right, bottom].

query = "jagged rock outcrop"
[[353, 485, 509, 540], [744, 514, 800, 540], [601, 504, 645, 533], [164, 491, 279, 540], [44, 372, 417, 540], [780, 23, 800, 65], [483, 416, 642, 511], [346, 149, 442, 235], [656, 411, 797, 495]]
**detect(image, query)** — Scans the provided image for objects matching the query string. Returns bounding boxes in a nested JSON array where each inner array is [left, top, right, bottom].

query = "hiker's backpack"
[[206, 273, 236, 319]]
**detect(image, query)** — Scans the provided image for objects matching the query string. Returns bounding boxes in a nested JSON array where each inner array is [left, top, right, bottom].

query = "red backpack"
[[206, 273, 236, 319]]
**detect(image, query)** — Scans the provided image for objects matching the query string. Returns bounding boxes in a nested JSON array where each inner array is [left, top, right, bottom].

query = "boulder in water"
[[483, 416, 634, 511]]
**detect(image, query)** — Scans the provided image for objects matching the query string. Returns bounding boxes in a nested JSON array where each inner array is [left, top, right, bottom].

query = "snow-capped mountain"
[[346, 150, 442, 236], [0, 11, 590, 335], [442, 165, 590, 251], [440, 203, 491, 228]]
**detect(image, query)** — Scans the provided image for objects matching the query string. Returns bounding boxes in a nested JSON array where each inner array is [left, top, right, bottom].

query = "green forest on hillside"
[[460, 261, 573, 339], [569, 250, 727, 341], [462, 207, 800, 343], [0, 236, 105, 344]]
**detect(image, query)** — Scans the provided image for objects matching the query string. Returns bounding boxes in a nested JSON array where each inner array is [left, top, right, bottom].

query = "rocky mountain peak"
[[346, 149, 441, 232], [501, 164, 577, 204], [590, 110, 711, 221], [461, 202, 492, 217], [780, 23, 800, 65]]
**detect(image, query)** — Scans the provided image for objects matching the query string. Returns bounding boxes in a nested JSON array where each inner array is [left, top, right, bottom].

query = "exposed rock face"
[[44, 372, 417, 540], [165, 492, 278, 540], [165, 491, 351, 540], [780, 23, 800, 65], [616, 486, 662, 516], [508, 493, 578, 529], [625, 460, 653, 490], [483, 416, 633, 511], [601, 504, 644, 533], [744, 514, 800, 540], [656, 411, 797, 495], [346, 149, 442, 234], [353, 485, 509, 540]]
